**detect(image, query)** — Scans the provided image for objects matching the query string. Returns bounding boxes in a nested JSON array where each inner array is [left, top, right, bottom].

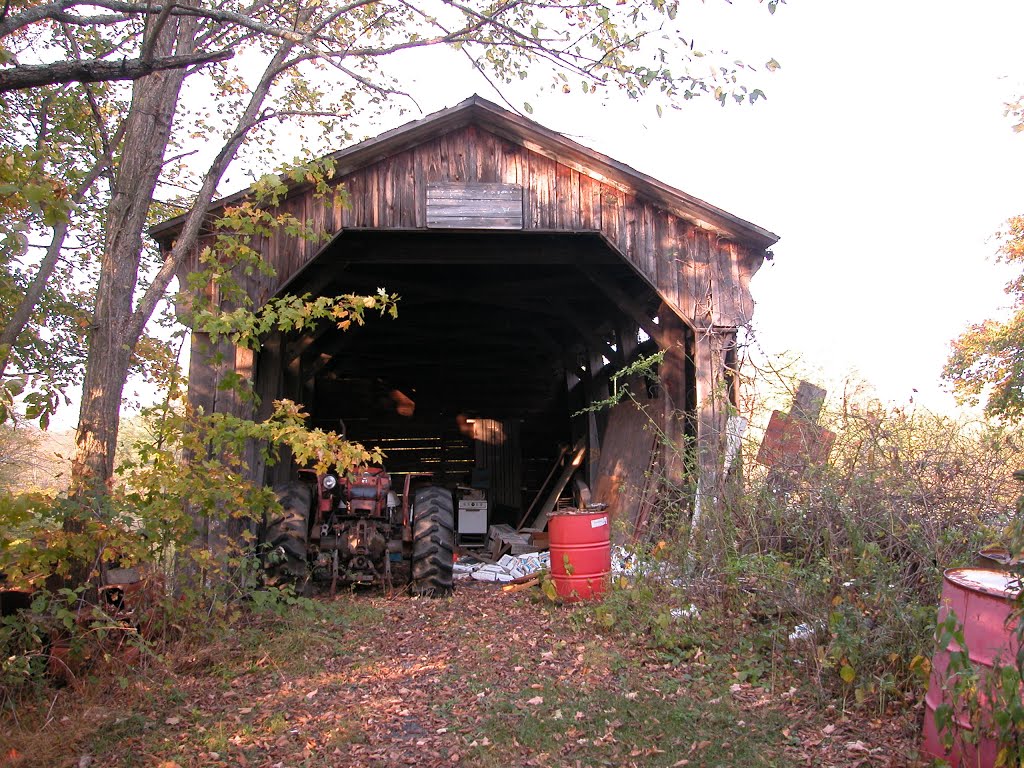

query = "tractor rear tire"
[[263, 481, 313, 584], [411, 486, 455, 596]]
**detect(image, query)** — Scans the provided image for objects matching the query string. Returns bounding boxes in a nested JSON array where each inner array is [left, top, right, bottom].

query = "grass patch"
[[465, 680, 788, 767]]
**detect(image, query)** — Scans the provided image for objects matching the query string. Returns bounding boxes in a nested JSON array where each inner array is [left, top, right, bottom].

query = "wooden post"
[[657, 308, 691, 494], [584, 348, 607, 492], [691, 325, 733, 532]]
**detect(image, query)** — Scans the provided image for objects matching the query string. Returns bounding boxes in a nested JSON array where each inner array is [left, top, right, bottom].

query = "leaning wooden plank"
[[517, 444, 569, 530], [530, 441, 586, 532], [592, 396, 663, 543]]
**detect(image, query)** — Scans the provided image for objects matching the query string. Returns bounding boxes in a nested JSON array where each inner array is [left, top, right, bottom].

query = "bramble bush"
[[583, 368, 1023, 712]]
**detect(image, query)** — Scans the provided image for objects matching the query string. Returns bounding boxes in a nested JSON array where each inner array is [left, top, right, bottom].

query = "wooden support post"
[[617, 318, 640, 363], [584, 348, 607, 491], [691, 325, 733, 532], [657, 309, 691, 495]]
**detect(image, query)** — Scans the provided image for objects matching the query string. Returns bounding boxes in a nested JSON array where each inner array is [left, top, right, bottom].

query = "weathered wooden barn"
[[153, 95, 778, 535]]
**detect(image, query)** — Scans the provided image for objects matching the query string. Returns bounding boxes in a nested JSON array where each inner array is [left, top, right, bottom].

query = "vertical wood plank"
[[381, 157, 395, 228], [735, 244, 758, 324], [369, 165, 381, 228], [693, 229, 713, 327], [498, 139, 518, 184], [345, 169, 362, 227], [413, 144, 427, 227], [623, 194, 638, 270], [437, 133, 452, 183], [655, 211, 680, 314], [463, 124, 478, 182], [579, 173, 594, 230], [338, 179, 351, 230], [555, 162, 572, 230], [478, 130, 499, 182], [590, 177, 603, 232], [569, 168, 581, 230], [526, 153, 547, 229]]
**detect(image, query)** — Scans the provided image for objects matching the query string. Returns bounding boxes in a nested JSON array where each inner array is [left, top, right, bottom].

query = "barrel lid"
[[944, 568, 1022, 600], [978, 546, 1024, 566]]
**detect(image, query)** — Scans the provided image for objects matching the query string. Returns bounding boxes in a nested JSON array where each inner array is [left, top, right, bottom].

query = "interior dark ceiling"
[[278, 230, 661, 425]]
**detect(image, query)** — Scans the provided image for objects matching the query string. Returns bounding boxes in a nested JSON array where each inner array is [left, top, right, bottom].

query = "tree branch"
[[0, 48, 233, 92]]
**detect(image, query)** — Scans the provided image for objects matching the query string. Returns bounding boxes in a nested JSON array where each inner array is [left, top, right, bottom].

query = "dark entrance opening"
[[269, 230, 670, 524]]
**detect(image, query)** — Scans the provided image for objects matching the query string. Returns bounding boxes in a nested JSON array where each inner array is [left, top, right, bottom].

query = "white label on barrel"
[[591, 516, 608, 528]]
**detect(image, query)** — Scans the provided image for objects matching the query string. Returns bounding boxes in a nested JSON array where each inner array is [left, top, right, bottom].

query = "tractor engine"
[[307, 466, 400, 586]]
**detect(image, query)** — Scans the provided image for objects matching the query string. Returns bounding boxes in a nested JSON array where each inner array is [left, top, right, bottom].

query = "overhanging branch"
[[0, 47, 232, 91]]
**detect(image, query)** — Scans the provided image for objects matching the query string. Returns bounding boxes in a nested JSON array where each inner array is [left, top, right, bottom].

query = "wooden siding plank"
[[735, 244, 757, 325], [382, 157, 396, 228], [437, 133, 452, 183], [709, 235, 732, 326], [464, 124, 478, 182], [391, 148, 413, 228], [426, 182, 524, 229], [677, 223, 698, 323], [579, 173, 594, 230], [337, 179, 352, 229], [478, 130, 499, 182], [600, 185, 622, 249], [694, 229, 714, 327], [526, 152, 546, 229], [345, 169, 362, 227], [555, 162, 572, 230], [446, 130, 469, 182], [499, 138, 521, 185], [720, 238, 740, 326], [623, 193, 638, 273], [369, 164, 381, 228], [639, 202, 657, 282], [413, 144, 427, 227], [656, 211, 680, 313]]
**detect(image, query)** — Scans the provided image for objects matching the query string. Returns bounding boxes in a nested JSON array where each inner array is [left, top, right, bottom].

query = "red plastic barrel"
[[921, 568, 1021, 767], [548, 511, 611, 602]]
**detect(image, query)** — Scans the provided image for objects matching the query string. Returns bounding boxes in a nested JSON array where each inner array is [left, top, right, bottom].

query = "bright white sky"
[[375, 0, 1024, 413]]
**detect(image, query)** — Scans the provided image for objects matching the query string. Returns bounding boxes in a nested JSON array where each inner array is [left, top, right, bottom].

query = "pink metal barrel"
[[548, 511, 611, 602], [922, 568, 1021, 767]]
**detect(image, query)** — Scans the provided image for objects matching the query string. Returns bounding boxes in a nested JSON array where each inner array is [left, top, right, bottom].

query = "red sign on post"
[[756, 410, 835, 470]]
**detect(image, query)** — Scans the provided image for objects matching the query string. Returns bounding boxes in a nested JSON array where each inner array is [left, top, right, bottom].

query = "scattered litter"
[[670, 604, 700, 620], [611, 545, 678, 582], [455, 552, 551, 583], [788, 623, 817, 643]]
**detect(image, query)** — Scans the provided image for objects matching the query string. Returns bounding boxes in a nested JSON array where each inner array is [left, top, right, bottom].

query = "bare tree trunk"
[[69, 16, 195, 500]]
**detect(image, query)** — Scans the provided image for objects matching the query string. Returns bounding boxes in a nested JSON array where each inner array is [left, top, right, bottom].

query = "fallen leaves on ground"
[[0, 582, 926, 767]]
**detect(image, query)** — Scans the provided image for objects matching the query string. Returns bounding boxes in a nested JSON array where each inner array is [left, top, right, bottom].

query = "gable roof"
[[152, 95, 778, 251]]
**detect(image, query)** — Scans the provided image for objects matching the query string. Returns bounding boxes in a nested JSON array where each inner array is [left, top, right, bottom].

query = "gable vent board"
[[426, 183, 524, 229]]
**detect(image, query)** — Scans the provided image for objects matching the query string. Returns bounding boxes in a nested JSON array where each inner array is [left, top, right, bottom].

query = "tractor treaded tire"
[[411, 486, 455, 597], [263, 481, 312, 583]]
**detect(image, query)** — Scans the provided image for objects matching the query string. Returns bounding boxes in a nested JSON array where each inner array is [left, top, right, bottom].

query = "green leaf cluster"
[[944, 216, 1024, 421]]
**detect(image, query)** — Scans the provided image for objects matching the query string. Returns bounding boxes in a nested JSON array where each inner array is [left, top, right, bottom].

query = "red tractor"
[[260, 468, 455, 595]]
